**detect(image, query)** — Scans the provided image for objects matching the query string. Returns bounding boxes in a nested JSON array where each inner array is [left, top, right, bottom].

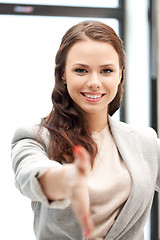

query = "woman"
[[11, 20, 160, 240]]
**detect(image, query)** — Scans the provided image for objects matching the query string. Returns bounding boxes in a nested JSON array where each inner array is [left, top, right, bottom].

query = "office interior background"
[[0, 0, 160, 239]]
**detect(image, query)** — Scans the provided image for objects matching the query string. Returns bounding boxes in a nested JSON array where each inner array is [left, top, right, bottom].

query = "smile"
[[84, 93, 102, 99], [81, 92, 105, 101]]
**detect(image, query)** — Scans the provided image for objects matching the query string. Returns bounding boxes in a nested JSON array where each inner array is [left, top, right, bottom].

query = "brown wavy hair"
[[41, 20, 126, 167]]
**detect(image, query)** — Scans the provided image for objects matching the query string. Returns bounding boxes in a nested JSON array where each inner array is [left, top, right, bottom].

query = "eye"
[[74, 68, 87, 74], [101, 69, 113, 74]]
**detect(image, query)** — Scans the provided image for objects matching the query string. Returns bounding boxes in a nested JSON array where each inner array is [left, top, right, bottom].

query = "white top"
[[88, 125, 132, 239]]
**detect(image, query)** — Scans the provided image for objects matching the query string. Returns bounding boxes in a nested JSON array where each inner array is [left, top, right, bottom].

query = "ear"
[[119, 69, 123, 84], [62, 72, 66, 84]]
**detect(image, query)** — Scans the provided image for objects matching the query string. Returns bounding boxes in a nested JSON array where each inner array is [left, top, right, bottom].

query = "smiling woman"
[[11, 20, 160, 240], [44, 21, 125, 166]]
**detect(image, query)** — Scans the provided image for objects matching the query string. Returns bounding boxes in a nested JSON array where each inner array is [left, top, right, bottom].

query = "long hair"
[[41, 20, 126, 167]]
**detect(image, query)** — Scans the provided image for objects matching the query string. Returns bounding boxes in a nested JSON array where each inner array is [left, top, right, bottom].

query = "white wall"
[[125, 0, 150, 239], [125, 0, 150, 128]]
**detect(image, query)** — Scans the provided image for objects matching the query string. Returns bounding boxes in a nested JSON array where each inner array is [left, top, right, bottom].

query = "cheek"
[[66, 77, 82, 92], [106, 79, 120, 101], [106, 78, 119, 91], [66, 81, 78, 99]]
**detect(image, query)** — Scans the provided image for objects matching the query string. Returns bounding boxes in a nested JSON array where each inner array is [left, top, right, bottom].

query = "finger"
[[73, 145, 91, 175], [72, 205, 94, 238], [81, 192, 94, 237], [83, 212, 95, 238], [78, 211, 94, 238], [71, 185, 94, 237]]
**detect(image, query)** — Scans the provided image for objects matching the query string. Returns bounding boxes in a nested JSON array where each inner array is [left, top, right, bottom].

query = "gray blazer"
[[11, 116, 160, 240]]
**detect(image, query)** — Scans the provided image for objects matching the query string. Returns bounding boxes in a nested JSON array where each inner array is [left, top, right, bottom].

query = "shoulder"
[[122, 121, 157, 139], [11, 124, 50, 148], [109, 116, 160, 160], [109, 115, 158, 141]]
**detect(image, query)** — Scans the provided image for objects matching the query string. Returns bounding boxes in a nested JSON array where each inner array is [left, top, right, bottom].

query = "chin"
[[82, 108, 106, 115]]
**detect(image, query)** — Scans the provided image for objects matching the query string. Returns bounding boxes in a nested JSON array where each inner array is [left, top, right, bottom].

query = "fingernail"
[[73, 145, 82, 153], [84, 229, 90, 238]]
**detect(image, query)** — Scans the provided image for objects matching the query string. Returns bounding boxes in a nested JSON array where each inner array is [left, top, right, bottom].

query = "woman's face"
[[63, 38, 122, 118]]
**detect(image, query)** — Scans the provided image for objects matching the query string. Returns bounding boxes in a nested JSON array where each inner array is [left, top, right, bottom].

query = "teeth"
[[84, 93, 102, 99]]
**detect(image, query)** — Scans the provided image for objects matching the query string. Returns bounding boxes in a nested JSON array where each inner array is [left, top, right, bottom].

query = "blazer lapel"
[[105, 116, 149, 239]]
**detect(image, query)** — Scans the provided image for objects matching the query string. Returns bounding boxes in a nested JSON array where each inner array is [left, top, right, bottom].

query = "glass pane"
[[0, 15, 119, 127], [0, 0, 119, 8], [0, 15, 119, 240]]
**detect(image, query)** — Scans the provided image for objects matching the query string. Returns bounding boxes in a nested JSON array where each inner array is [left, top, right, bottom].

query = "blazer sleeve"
[[11, 124, 70, 209]]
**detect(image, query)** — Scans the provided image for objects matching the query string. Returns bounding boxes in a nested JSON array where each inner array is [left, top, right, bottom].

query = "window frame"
[[0, 0, 126, 121]]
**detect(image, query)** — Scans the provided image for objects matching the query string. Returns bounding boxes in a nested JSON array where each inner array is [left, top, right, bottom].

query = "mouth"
[[80, 92, 105, 101], [81, 92, 105, 99]]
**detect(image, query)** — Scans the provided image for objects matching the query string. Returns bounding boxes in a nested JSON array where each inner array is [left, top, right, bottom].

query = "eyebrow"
[[72, 63, 89, 67], [72, 63, 116, 68], [100, 64, 116, 68]]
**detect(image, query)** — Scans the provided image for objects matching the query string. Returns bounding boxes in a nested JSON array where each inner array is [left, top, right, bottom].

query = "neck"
[[85, 113, 108, 133]]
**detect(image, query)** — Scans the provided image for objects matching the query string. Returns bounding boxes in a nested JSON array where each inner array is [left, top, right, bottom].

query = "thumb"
[[73, 145, 91, 176]]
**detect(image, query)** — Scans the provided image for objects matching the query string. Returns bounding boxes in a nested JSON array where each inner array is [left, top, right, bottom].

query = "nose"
[[87, 73, 102, 89]]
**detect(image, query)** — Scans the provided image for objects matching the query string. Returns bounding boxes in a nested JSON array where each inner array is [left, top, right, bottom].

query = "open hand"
[[63, 145, 94, 238]]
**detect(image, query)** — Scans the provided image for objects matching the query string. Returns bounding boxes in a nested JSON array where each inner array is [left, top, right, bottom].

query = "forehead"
[[66, 39, 119, 65]]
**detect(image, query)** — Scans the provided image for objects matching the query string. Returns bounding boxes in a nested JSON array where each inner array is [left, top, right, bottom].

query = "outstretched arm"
[[39, 145, 94, 238]]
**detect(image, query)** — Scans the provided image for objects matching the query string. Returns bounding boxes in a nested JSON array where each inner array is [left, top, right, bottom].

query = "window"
[[0, 2, 124, 240]]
